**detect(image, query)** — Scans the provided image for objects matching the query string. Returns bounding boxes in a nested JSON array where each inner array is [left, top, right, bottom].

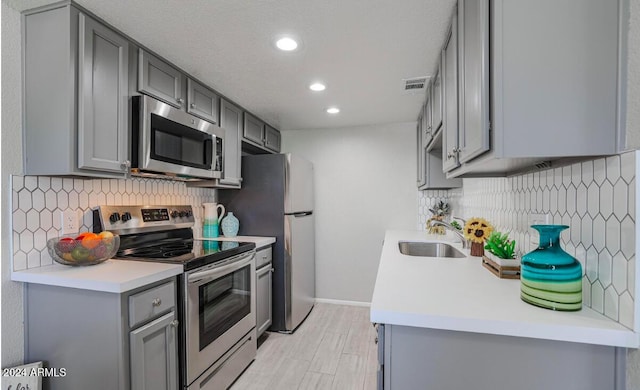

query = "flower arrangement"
[[463, 218, 493, 256], [484, 231, 516, 259], [426, 201, 450, 235]]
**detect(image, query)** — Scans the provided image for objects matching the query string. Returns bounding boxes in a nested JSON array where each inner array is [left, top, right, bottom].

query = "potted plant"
[[463, 218, 493, 256], [483, 231, 520, 267], [426, 201, 450, 235]]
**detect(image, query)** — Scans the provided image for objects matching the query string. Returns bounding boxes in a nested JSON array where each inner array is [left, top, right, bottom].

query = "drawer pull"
[[152, 298, 162, 307], [170, 319, 179, 328]]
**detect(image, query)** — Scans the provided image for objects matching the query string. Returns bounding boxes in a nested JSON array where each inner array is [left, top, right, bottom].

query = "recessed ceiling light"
[[326, 107, 340, 114], [276, 37, 298, 51], [309, 83, 326, 92]]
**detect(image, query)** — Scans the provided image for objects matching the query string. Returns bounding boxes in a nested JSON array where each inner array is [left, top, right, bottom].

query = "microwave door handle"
[[188, 252, 255, 286], [204, 138, 214, 169]]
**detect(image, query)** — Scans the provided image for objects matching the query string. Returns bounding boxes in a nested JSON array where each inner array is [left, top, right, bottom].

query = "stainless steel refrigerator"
[[219, 153, 315, 332]]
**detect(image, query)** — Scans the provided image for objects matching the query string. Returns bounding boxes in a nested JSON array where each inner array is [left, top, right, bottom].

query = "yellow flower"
[[463, 218, 494, 243]]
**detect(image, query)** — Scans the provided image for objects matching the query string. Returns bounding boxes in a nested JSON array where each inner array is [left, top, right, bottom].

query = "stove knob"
[[109, 212, 121, 223], [121, 212, 132, 222], [170, 210, 179, 219], [178, 211, 186, 218], [185, 210, 192, 218]]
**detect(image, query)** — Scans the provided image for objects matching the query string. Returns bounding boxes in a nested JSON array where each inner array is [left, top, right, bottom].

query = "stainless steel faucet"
[[429, 220, 468, 249]]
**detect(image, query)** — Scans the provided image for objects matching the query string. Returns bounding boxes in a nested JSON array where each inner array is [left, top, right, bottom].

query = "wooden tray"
[[482, 255, 521, 279]]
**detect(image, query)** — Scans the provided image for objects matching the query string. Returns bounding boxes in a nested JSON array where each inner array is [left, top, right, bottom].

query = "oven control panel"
[[93, 205, 195, 234]]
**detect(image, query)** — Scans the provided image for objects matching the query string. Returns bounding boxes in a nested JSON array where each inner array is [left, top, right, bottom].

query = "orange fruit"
[[79, 232, 100, 249]]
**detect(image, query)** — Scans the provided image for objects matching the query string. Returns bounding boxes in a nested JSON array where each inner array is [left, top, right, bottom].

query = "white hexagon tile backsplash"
[[419, 151, 637, 330], [11, 176, 215, 271]]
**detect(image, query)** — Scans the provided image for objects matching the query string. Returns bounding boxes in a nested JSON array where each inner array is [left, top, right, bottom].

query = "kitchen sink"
[[398, 241, 466, 258]]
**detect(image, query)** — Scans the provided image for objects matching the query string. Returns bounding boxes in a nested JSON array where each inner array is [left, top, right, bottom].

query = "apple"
[[98, 231, 114, 243], [71, 246, 90, 261], [91, 244, 109, 259], [56, 237, 76, 253]]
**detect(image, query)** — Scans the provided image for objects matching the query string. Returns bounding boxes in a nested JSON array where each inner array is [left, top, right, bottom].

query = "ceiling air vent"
[[402, 76, 429, 94]]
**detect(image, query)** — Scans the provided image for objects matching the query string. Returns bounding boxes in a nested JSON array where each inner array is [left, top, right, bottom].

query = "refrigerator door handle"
[[287, 211, 313, 217]]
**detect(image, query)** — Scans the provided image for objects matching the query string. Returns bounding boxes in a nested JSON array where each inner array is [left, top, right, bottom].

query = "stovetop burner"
[[114, 236, 255, 270], [94, 205, 256, 271]]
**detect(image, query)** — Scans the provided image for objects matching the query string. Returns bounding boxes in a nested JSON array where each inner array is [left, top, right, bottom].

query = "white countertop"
[[195, 236, 276, 249], [12, 260, 183, 293], [370, 230, 639, 348], [11, 236, 274, 293]]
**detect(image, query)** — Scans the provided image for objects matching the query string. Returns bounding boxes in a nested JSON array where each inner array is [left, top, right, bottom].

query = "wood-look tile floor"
[[230, 303, 378, 390]]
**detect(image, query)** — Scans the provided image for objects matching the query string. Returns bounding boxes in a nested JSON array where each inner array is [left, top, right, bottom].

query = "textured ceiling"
[[8, 0, 456, 130]]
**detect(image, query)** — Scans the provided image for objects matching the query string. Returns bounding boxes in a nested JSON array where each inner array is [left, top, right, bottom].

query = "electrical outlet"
[[529, 213, 551, 246], [61, 209, 79, 235]]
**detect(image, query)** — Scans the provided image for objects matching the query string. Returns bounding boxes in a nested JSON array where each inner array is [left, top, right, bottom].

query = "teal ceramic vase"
[[520, 225, 582, 311], [221, 212, 240, 237]]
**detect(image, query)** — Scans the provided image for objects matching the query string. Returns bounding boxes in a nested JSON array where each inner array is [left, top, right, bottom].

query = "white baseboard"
[[315, 298, 371, 307]]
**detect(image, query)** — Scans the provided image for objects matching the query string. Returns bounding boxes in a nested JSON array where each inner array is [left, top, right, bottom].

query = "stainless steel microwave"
[[131, 95, 223, 180]]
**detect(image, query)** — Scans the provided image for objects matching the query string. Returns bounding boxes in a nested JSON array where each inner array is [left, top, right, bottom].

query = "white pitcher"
[[203, 203, 226, 225]]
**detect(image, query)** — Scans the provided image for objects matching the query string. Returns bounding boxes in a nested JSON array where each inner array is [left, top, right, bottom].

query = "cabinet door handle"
[[152, 298, 162, 307], [190, 103, 196, 109], [170, 319, 179, 328], [177, 98, 184, 105], [270, 268, 275, 273]]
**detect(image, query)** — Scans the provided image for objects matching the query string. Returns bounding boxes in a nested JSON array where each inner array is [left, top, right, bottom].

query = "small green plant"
[[484, 231, 516, 259], [450, 220, 462, 231]]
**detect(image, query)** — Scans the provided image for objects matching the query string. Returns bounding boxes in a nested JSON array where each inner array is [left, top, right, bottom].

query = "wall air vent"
[[402, 76, 429, 94]]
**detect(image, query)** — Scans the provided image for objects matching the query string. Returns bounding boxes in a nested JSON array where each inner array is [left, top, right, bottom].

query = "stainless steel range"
[[93, 205, 257, 390]]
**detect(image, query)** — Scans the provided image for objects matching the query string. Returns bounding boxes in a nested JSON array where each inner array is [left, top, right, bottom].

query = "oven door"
[[184, 250, 255, 386], [135, 95, 223, 179]]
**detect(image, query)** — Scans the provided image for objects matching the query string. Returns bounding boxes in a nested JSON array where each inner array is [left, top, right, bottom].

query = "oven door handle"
[[187, 252, 255, 286]]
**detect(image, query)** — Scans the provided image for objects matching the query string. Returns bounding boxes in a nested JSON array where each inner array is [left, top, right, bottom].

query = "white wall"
[[2, 0, 25, 367], [282, 123, 416, 303]]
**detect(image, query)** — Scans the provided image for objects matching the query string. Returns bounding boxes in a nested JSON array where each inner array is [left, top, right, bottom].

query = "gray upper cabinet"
[[442, 0, 622, 177], [23, 4, 130, 178], [138, 49, 185, 108], [442, 11, 460, 173], [78, 13, 129, 173], [219, 98, 243, 187], [264, 125, 281, 153], [187, 78, 219, 124], [243, 112, 265, 145], [416, 111, 426, 188], [431, 64, 443, 134], [423, 88, 433, 148], [457, 0, 490, 165]]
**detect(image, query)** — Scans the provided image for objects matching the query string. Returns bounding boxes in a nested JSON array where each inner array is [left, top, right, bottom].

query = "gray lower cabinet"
[[255, 246, 273, 339], [187, 78, 219, 124], [25, 278, 178, 390], [130, 311, 178, 390], [379, 324, 624, 390], [138, 48, 185, 109], [24, 4, 130, 178]]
